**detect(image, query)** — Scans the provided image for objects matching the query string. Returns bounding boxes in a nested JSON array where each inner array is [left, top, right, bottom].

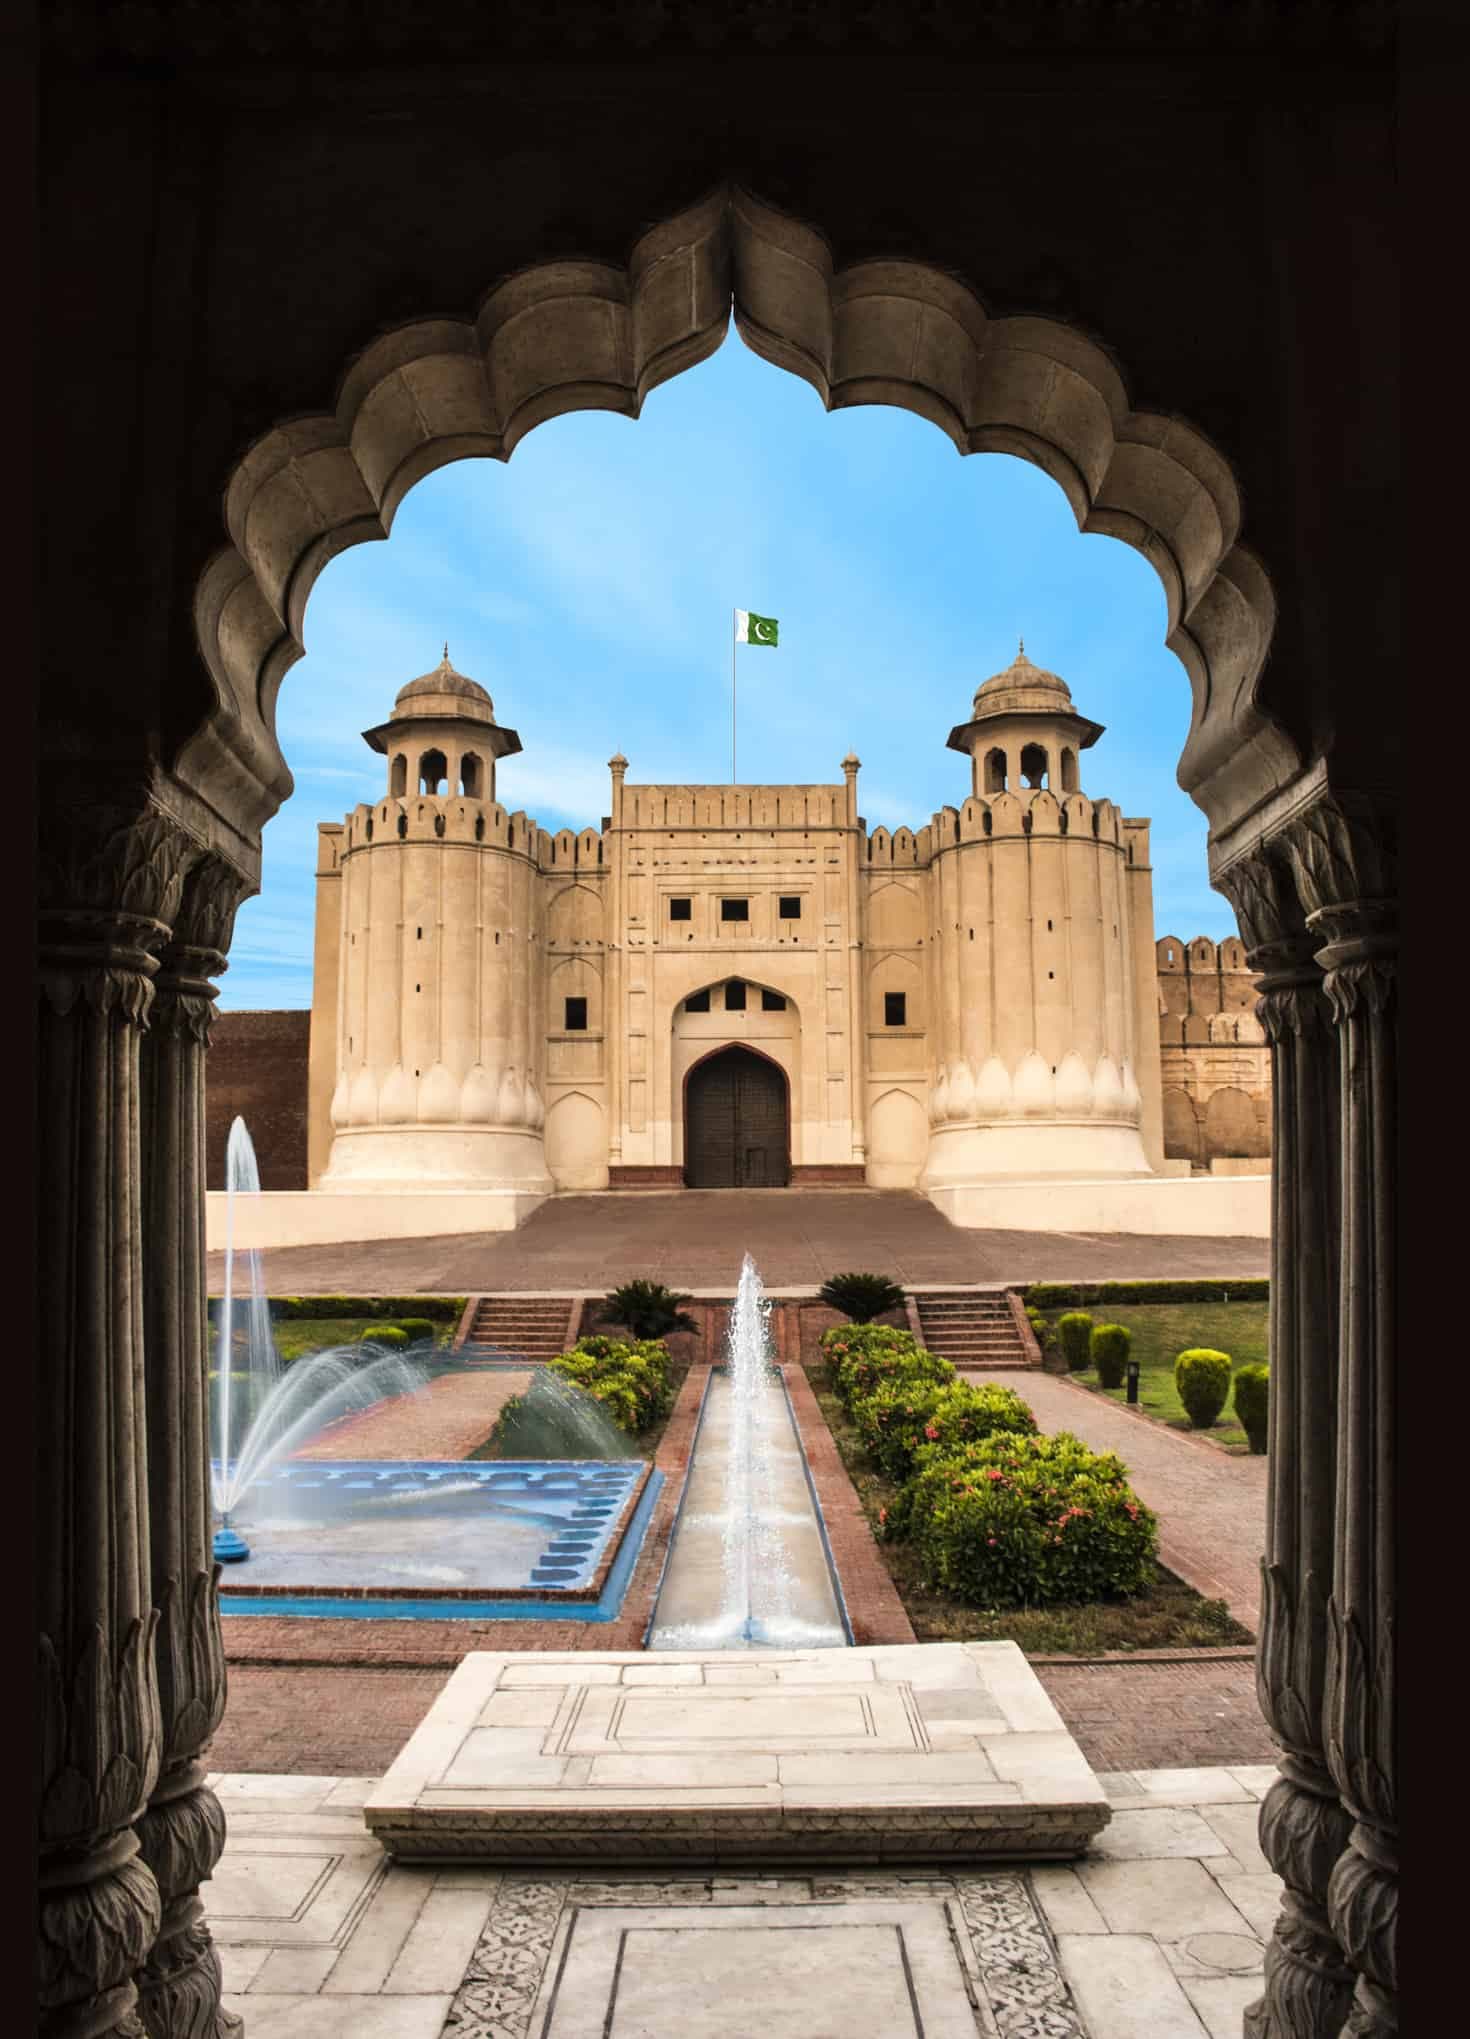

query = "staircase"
[[912, 1290, 1031, 1371], [457, 1296, 576, 1368]]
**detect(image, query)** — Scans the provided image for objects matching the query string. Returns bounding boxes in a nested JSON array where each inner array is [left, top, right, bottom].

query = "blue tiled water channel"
[[216, 1459, 660, 1622]]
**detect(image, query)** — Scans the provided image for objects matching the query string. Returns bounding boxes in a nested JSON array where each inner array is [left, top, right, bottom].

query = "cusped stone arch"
[[190, 183, 1292, 872]]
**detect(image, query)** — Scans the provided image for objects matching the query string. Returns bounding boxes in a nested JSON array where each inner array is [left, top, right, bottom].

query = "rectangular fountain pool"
[[216, 1459, 661, 1622]]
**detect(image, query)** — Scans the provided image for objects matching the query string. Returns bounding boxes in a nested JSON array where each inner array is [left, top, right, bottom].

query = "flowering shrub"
[[1174, 1348, 1233, 1429], [1056, 1312, 1094, 1372], [1089, 1323, 1132, 1389], [824, 1325, 954, 1412], [549, 1336, 675, 1433], [906, 1431, 1158, 1606], [1232, 1363, 1269, 1454], [852, 1379, 1036, 1485]]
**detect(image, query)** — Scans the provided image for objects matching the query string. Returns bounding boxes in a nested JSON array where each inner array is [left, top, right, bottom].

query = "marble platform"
[[364, 1642, 1110, 1866]]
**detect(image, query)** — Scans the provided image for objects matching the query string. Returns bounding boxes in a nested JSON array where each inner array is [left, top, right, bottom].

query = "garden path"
[[293, 1370, 532, 1461], [961, 1369, 1267, 1632]]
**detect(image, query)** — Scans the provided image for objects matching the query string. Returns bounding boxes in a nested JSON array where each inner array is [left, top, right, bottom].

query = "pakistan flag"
[[735, 610, 779, 646]]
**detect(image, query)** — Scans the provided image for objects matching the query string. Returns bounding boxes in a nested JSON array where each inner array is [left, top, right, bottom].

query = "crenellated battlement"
[[621, 785, 847, 830], [339, 794, 550, 854]]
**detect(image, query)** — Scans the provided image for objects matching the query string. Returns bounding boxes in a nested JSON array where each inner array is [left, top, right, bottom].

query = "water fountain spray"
[[211, 1118, 428, 1561]]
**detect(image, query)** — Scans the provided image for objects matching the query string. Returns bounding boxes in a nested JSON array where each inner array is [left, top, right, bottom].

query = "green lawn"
[[813, 1379, 1252, 1652], [1039, 1301, 1268, 1455], [210, 1317, 457, 1366]]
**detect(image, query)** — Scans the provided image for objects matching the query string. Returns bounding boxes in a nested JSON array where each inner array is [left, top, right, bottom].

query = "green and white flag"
[[735, 609, 779, 646]]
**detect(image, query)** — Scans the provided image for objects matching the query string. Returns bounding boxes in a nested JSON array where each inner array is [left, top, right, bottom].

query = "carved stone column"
[[1293, 801, 1397, 2039], [38, 803, 189, 2038], [135, 858, 249, 2038], [1222, 848, 1355, 2039]]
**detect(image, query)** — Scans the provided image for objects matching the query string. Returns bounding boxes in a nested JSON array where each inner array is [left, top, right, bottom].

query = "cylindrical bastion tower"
[[318, 649, 553, 1195], [920, 645, 1156, 1201]]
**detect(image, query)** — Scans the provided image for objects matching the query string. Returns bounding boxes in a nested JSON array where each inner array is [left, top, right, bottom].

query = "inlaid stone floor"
[[205, 1762, 1282, 2037]]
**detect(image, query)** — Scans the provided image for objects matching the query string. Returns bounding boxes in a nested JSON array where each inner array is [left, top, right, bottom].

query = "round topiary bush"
[[1175, 1348, 1233, 1428], [1232, 1363, 1270, 1453], [358, 1324, 409, 1348], [906, 1431, 1158, 1606], [1090, 1323, 1132, 1390], [1057, 1311, 1094, 1372], [395, 1318, 436, 1346]]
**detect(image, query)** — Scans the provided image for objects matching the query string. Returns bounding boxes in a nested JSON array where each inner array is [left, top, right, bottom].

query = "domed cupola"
[[362, 645, 523, 802], [946, 640, 1105, 798]]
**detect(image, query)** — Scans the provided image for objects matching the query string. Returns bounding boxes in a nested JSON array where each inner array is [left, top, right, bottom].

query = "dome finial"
[[442, 640, 450, 665], [1017, 635, 1026, 659]]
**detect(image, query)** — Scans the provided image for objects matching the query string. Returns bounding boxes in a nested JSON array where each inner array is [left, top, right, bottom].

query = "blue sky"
[[222, 328, 1234, 1010]]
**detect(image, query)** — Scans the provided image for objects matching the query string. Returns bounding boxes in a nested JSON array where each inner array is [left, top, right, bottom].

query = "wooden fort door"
[[684, 1047, 790, 1188]]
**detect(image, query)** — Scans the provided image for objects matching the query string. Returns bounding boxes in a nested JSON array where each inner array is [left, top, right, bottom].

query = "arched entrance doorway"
[[685, 1046, 790, 1188]]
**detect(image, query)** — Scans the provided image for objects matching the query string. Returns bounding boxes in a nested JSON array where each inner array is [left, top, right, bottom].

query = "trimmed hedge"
[[1025, 1279, 1268, 1310], [1057, 1312, 1094, 1373], [905, 1431, 1158, 1607], [1175, 1348, 1233, 1428], [1232, 1363, 1270, 1454], [207, 1296, 466, 1323], [358, 1324, 409, 1348], [1089, 1323, 1132, 1390], [394, 1318, 437, 1346]]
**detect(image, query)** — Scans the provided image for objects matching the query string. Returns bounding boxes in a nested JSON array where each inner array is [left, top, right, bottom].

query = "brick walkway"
[[293, 1369, 531, 1460], [1036, 1653, 1273, 1770], [963, 1368, 1267, 1632], [208, 1188, 1268, 1295]]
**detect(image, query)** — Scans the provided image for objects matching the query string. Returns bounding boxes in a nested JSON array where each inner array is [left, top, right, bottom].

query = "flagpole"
[[732, 607, 737, 784]]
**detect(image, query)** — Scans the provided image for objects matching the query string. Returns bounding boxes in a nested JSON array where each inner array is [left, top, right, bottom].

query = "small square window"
[[720, 897, 749, 921], [684, 988, 710, 1013], [884, 991, 907, 1027], [761, 989, 787, 1011], [778, 896, 801, 919], [669, 896, 692, 920], [564, 996, 588, 1031], [725, 980, 747, 1012]]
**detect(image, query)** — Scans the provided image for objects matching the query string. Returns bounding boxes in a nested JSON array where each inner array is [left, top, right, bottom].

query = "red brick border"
[[781, 1365, 915, 1647]]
